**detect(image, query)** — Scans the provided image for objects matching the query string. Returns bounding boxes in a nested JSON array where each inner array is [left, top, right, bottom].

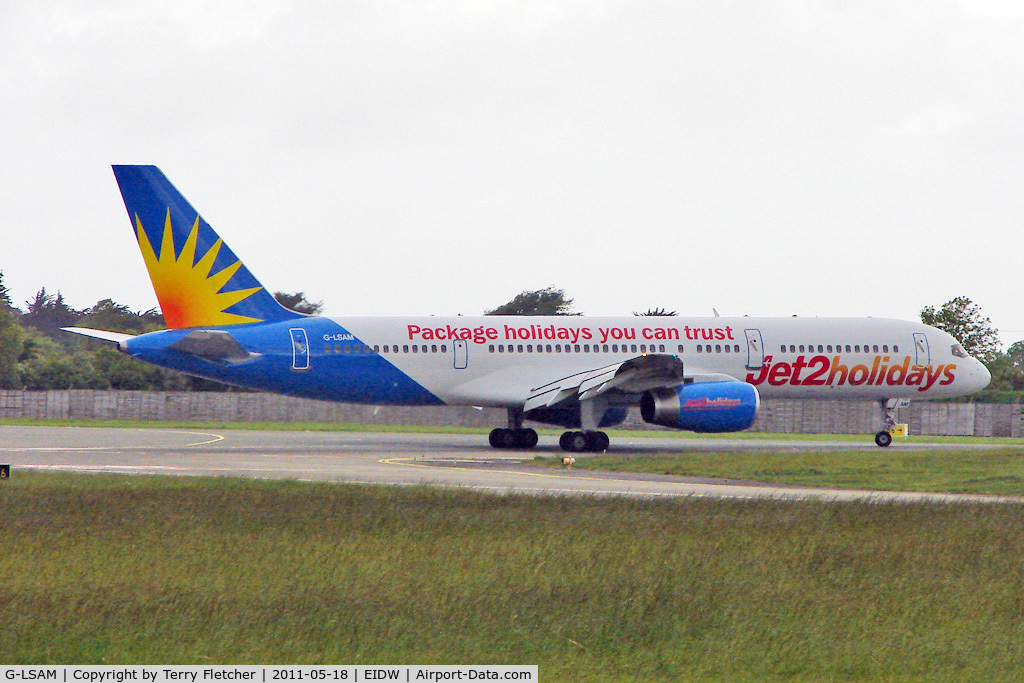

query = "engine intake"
[[640, 382, 759, 433]]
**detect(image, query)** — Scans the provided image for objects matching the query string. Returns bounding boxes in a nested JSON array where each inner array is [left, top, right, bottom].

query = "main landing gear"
[[487, 407, 610, 452], [558, 430, 609, 453], [488, 427, 538, 449], [489, 407, 539, 450]]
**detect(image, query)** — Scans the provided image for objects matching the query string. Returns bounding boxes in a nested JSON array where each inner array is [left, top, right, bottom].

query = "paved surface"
[[0, 425, 1019, 504]]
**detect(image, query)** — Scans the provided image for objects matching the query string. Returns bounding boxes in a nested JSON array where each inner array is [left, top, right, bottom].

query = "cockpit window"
[[951, 344, 968, 359]]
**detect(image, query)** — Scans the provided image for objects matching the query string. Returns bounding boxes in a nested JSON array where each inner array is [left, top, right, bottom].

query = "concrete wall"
[[1, 390, 1021, 437]]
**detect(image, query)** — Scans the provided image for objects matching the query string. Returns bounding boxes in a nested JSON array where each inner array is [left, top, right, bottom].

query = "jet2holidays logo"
[[745, 354, 957, 392]]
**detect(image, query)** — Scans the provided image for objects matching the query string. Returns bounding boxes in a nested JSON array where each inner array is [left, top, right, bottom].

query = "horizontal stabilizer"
[[62, 327, 135, 350], [168, 329, 256, 363]]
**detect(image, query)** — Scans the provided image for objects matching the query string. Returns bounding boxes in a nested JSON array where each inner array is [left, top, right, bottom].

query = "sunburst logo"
[[135, 209, 263, 328]]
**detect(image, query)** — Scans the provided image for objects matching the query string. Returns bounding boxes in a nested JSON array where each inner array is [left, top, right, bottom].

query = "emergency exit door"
[[290, 328, 310, 371], [453, 339, 468, 369]]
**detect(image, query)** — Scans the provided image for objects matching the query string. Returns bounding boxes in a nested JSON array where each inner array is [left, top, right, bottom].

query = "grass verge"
[[3, 471, 1024, 681], [539, 447, 1024, 496]]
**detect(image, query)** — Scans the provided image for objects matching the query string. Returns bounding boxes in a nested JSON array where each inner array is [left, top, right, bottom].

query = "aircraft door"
[[290, 328, 310, 371], [913, 332, 930, 367], [744, 329, 764, 371], [453, 339, 468, 370]]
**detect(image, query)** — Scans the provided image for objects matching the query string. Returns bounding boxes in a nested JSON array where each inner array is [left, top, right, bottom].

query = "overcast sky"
[[3, 1, 1023, 344]]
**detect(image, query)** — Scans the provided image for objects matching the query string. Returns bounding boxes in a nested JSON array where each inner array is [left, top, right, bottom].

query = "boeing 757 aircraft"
[[64, 166, 991, 451]]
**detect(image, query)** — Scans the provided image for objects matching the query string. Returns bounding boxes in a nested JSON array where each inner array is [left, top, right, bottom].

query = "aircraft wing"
[[523, 354, 697, 411]]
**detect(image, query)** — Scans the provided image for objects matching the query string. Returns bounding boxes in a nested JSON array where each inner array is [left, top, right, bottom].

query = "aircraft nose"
[[970, 358, 991, 393]]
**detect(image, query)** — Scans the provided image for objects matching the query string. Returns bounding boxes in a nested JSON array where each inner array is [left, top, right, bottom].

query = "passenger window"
[[894, 345, 899, 353], [854, 345, 860, 353], [518, 345, 524, 353], [432, 345, 438, 353], [411, 345, 417, 353], [583, 344, 590, 352], [873, 345, 879, 353], [716, 344, 722, 353], [697, 345, 703, 353], [679, 345, 685, 353], [631, 344, 638, 353], [441, 345, 447, 353]]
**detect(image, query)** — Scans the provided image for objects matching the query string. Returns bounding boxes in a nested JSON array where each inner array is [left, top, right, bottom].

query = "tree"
[[78, 299, 164, 334], [633, 308, 678, 316], [983, 353, 1024, 392], [485, 287, 579, 316], [1007, 340, 1024, 368], [0, 271, 18, 315], [0, 306, 25, 388], [274, 291, 323, 315], [17, 330, 101, 390], [21, 288, 80, 339], [920, 296, 1001, 363]]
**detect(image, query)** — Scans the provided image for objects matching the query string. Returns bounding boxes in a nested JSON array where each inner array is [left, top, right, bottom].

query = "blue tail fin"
[[112, 165, 303, 329]]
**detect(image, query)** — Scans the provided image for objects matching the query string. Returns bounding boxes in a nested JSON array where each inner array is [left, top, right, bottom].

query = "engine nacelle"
[[640, 382, 759, 433]]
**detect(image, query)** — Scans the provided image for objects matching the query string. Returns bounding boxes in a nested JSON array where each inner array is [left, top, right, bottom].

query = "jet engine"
[[640, 382, 759, 433]]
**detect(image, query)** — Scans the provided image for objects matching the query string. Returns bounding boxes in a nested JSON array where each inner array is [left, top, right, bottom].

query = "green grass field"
[[539, 446, 1024, 496], [4, 471, 1024, 681]]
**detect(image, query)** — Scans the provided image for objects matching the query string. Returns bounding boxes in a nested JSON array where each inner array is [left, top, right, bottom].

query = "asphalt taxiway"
[[0, 425, 1018, 504]]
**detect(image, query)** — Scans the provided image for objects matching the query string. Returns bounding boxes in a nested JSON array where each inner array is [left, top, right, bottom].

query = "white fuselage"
[[324, 315, 991, 407]]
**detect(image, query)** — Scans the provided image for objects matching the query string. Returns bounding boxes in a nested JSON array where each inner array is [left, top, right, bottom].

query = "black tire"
[[561, 431, 588, 452], [567, 431, 589, 453], [517, 428, 539, 449], [587, 431, 610, 452], [559, 431, 573, 451], [874, 431, 893, 448], [490, 428, 516, 449]]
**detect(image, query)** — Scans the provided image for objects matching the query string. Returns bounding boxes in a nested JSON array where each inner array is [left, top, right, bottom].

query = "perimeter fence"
[[1, 389, 1021, 437]]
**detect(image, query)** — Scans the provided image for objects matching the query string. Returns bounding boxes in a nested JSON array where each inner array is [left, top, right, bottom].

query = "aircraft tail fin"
[[111, 165, 303, 329]]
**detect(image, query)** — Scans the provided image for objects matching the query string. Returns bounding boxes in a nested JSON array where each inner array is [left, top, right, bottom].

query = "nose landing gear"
[[875, 398, 909, 447]]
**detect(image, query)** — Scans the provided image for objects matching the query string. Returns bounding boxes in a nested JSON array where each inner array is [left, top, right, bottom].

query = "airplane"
[[64, 165, 992, 451]]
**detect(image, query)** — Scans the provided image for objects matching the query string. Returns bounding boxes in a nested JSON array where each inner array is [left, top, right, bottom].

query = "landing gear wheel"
[[559, 430, 609, 453], [874, 430, 893, 448], [490, 428, 538, 449], [489, 428, 514, 449], [586, 431, 610, 452], [518, 428, 539, 449], [559, 431, 590, 453]]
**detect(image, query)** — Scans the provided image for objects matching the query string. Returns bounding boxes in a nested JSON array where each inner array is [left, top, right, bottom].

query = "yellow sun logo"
[[135, 210, 263, 328]]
